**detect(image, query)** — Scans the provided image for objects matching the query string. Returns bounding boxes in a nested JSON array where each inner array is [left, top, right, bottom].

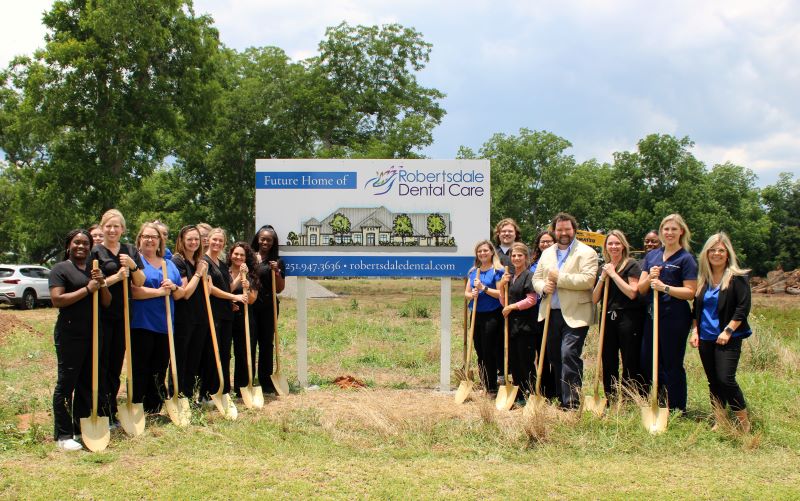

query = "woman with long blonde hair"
[[638, 214, 698, 414], [592, 230, 644, 400], [690, 232, 752, 432], [464, 240, 505, 395]]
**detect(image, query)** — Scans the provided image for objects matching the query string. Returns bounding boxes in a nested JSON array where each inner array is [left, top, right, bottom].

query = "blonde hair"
[[659, 213, 691, 251], [206, 227, 228, 257], [100, 209, 126, 231], [696, 232, 750, 294], [472, 239, 503, 271], [135, 222, 165, 257], [602, 229, 631, 273], [510, 242, 531, 268]]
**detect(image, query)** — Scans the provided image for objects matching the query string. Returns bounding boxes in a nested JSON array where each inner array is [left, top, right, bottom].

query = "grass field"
[[1, 279, 799, 500]]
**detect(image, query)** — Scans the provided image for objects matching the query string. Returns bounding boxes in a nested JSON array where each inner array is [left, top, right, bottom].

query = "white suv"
[[0, 265, 51, 310]]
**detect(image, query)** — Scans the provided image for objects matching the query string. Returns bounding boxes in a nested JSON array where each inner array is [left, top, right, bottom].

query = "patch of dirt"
[[16, 412, 51, 433], [332, 375, 366, 389], [0, 310, 42, 344]]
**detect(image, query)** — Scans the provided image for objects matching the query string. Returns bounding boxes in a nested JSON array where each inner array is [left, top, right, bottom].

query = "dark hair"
[[227, 241, 261, 291], [63, 229, 92, 261], [251, 225, 280, 262], [175, 225, 203, 264], [551, 212, 578, 231], [530, 230, 556, 264]]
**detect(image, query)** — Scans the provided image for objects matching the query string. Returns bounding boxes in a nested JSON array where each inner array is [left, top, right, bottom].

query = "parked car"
[[0, 264, 51, 310]]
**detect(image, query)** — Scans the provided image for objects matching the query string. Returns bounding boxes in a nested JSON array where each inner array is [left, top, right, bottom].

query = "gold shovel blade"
[[584, 396, 607, 417], [641, 406, 669, 434], [250, 385, 264, 408], [524, 394, 548, 417], [211, 392, 238, 420], [80, 415, 110, 452], [271, 374, 289, 397], [240, 385, 255, 409], [454, 380, 473, 404], [165, 396, 191, 427], [117, 402, 145, 437], [496, 384, 519, 411]]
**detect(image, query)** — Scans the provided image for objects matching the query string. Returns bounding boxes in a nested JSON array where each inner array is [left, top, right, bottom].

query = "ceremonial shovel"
[[584, 278, 609, 416], [161, 261, 190, 426], [525, 299, 552, 415], [239, 269, 263, 408], [496, 269, 518, 411], [117, 271, 145, 437], [80, 260, 110, 452], [641, 290, 669, 434], [455, 289, 478, 404], [201, 270, 237, 419], [270, 269, 289, 396]]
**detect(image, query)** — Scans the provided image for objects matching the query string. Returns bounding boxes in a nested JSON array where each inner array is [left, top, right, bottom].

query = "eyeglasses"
[[708, 248, 727, 255], [141, 234, 160, 240]]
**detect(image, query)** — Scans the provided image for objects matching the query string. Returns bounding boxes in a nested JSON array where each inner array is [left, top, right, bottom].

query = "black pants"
[[698, 337, 747, 411], [473, 309, 502, 394], [130, 328, 169, 414], [602, 308, 645, 400], [232, 309, 257, 395], [641, 300, 691, 412], [546, 309, 589, 409], [174, 320, 208, 399], [99, 315, 126, 418], [52, 321, 92, 440], [508, 319, 536, 397], [252, 298, 278, 393], [201, 319, 233, 397]]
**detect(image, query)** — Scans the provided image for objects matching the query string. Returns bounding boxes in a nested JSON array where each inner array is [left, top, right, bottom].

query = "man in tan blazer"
[[532, 212, 598, 409]]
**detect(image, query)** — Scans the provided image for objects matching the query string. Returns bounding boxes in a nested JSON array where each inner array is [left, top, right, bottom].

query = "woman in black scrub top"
[[638, 214, 698, 414], [171, 225, 209, 398], [90, 209, 145, 421], [227, 241, 259, 397], [50, 229, 111, 451], [250, 225, 285, 394]]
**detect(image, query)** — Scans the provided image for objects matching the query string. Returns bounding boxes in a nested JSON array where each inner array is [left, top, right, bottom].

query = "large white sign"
[[255, 159, 491, 277]]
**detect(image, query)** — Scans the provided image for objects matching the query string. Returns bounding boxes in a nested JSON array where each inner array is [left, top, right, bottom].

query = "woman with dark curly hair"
[[227, 241, 260, 397]]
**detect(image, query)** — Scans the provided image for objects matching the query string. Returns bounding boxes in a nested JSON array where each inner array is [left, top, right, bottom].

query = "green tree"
[[0, 0, 220, 261], [330, 213, 351, 242], [393, 213, 413, 244], [761, 173, 800, 271], [426, 213, 447, 245]]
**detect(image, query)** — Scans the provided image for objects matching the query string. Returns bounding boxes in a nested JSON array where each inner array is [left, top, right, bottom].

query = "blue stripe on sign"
[[256, 172, 357, 189], [282, 256, 475, 277]]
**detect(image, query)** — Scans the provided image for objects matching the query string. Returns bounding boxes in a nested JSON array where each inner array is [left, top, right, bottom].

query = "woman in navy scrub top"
[[690, 232, 752, 432], [638, 214, 697, 413], [90, 209, 145, 420], [464, 240, 505, 395]]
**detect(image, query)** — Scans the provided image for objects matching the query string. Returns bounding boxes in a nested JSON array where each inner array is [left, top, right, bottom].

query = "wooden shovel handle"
[[201, 269, 226, 387], [271, 269, 280, 374], [91, 260, 100, 418], [161, 261, 180, 396], [593, 277, 610, 395], [241, 269, 254, 386], [534, 298, 552, 397]]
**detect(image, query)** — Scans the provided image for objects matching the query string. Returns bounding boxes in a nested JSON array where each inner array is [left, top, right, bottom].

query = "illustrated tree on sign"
[[286, 231, 299, 245], [330, 213, 351, 243], [426, 213, 446, 246], [393, 214, 414, 244]]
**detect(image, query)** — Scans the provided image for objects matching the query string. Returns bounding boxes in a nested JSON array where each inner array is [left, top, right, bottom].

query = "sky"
[[2, 0, 799, 186]]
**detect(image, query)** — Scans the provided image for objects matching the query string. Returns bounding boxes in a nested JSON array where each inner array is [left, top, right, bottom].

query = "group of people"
[[50, 210, 285, 451], [466, 212, 753, 431]]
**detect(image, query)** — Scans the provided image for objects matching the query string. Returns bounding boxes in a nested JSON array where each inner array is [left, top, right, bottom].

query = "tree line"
[[0, 0, 797, 275]]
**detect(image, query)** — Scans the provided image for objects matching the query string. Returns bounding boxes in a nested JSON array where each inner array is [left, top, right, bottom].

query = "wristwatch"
[[664, 286, 671, 294], [724, 326, 734, 334]]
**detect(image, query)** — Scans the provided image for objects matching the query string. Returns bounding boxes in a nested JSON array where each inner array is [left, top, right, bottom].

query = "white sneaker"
[[57, 438, 83, 451]]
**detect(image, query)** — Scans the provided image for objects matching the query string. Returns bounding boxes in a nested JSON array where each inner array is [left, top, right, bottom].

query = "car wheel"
[[21, 289, 36, 310]]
